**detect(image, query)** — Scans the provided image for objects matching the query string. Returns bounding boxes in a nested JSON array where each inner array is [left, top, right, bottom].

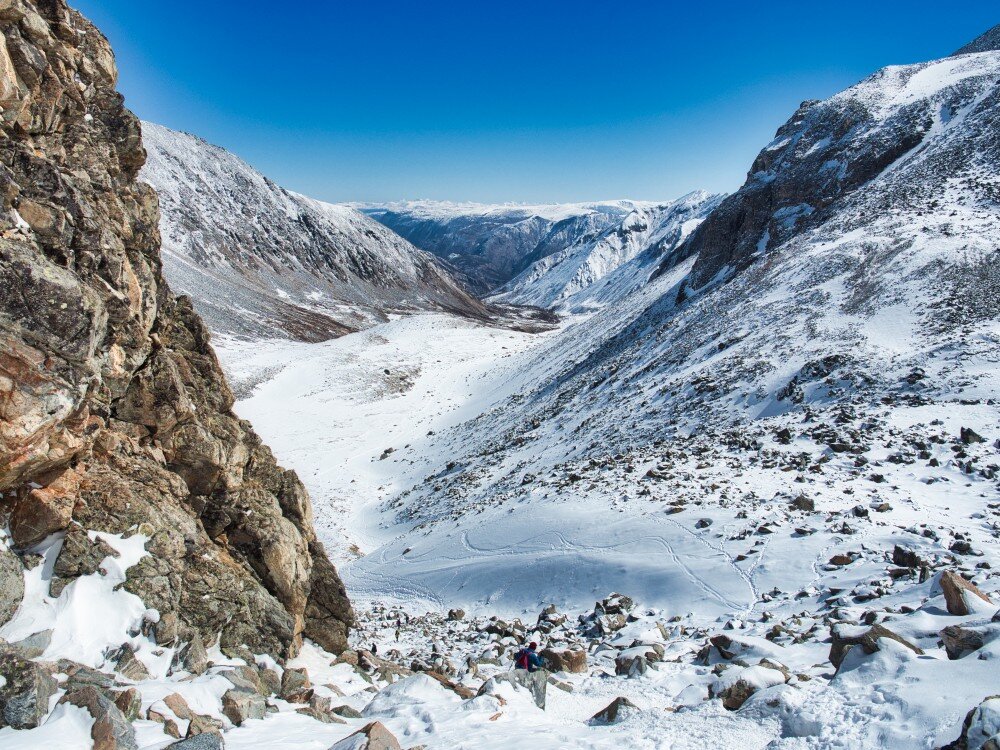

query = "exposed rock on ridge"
[[0, 0, 351, 656]]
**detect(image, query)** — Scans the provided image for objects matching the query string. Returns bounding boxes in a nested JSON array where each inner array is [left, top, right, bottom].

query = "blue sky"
[[74, 1, 997, 204]]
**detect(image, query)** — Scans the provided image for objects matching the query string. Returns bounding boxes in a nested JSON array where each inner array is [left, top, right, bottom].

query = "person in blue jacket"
[[514, 641, 543, 672]]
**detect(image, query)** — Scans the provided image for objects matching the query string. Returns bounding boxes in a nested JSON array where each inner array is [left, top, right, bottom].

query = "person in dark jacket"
[[514, 641, 543, 672]]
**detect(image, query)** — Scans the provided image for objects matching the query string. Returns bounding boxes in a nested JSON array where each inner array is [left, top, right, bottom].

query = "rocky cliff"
[[0, 0, 351, 658]]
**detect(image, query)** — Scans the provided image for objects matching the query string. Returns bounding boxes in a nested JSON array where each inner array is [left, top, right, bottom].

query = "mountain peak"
[[952, 22, 1000, 56]]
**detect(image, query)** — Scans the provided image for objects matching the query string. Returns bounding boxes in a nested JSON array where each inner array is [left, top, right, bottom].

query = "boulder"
[[891, 545, 922, 569], [333, 704, 363, 719], [221, 688, 266, 726], [221, 665, 266, 696], [186, 713, 224, 737], [113, 688, 142, 722], [941, 695, 1000, 750], [114, 644, 151, 681], [280, 666, 313, 702], [0, 650, 57, 728], [328, 721, 402, 750], [61, 686, 138, 750], [829, 624, 923, 670], [9, 468, 80, 548], [166, 735, 226, 750], [447, 608, 465, 621], [711, 665, 788, 711], [938, 571, 994, 616], [540, 647, 587, 674], [590, 696, 638, 724], [940, 625, 988, 660], [179, 633, 209, 675], [7, 629, 51, 658], [0, 546, 24, 625], [477, 669, 549, 709], [163, 692, 194, 720], [147, 709, 181, 739], [50, 526, 119, 597]]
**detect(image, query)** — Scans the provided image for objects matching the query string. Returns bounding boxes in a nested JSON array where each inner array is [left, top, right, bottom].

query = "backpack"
[[516, 649, 531, 670]]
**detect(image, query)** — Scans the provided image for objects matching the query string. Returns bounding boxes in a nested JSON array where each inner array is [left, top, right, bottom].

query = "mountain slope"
[[304, 42, 1000, 746], [141, 123, 490, 342], [490, 190, 724, 310], [357, 200, 649, 295]]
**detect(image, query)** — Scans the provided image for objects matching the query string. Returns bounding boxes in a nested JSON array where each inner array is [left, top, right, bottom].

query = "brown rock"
[[146, 709, 181, 739], [60, 686, 137, 750], [328, 721, 402, 750], [163, 692, 193, 720], [940, 625, 987, 660], [939, 570, 993, 616], [829, 624, 924, 670], [113, 688, 142, 722], [540, 647, 587, 674], [9, 467, 79, 548], [186, 713, 223, 737], [589, 696, 637, 724], [281, 666, 312, 702]]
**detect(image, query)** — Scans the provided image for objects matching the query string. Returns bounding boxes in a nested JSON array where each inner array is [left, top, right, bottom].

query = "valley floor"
[[205, 312, 1000, 750]]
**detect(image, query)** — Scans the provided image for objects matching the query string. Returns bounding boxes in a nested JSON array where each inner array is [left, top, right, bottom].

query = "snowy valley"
[[0, 5, 999, 750]]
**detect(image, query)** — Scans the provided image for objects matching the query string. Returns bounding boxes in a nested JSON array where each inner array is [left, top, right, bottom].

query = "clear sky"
[[73, 1, 997, 204]]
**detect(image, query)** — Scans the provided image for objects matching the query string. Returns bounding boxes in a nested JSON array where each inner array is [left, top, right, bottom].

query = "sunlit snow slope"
[[142, 123, 489, 342]]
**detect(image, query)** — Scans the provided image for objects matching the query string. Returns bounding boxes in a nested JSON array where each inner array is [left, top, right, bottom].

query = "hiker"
[[514, 641, 543, 672]]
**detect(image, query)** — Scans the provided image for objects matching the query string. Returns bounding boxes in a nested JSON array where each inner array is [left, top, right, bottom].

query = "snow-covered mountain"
[[216, 32, 1000, 749], [356, 200, 650, 295], [489, 190, 724, 310], [141, 123, 490, 341]]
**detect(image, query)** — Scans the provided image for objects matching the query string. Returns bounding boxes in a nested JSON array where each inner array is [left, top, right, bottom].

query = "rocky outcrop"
[[953, 24, 1000, 56], [0, 0, 351, 657], [666, 39, 1000, 294]]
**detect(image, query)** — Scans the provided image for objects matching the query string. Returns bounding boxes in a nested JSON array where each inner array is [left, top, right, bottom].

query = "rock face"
[[666, 44, 1000, 294], [0, 0, 351, 657], [953, 24, 1000, 56]]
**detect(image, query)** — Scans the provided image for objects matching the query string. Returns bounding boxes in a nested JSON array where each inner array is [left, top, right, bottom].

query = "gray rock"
[[166, 734, 226, 750], [8, 629, 52, 658], [60, 686, 138, 750], [332, 704, 363, 719], [0, 547, 24, 626], [114, 644, 151, 681], [180, 633, 209, 675], [221, 688, 266, 726], [0, 651, 57, 729], [477, 669, 548, 709], [51, 526, 119, 598]]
